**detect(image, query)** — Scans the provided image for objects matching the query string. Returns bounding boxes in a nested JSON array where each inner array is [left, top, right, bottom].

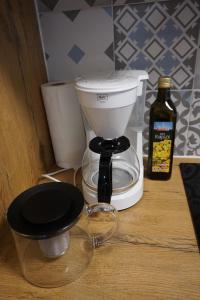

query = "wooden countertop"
[[0, 158, 200, 300]]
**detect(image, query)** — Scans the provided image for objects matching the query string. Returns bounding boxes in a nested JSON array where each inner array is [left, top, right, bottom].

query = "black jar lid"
[[7, 182, 84, 240]]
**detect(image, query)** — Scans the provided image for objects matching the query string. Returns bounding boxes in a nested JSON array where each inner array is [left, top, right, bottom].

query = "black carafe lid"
[[7, 182, 84, 240], [89, 136, 130, 154]]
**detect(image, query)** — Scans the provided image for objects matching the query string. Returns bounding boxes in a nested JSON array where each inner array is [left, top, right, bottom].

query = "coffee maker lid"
[[75, 71, 143, 93], [7, 182, 84, 240]]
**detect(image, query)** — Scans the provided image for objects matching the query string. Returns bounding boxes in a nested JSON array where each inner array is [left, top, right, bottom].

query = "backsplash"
[[113, 1, 199, 90], [36, 0, 200, 156]]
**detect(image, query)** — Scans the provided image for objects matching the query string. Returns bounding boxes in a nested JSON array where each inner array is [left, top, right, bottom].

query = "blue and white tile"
[[114, 0, 200, 90], [36, 0, 59, 11], [186, 90, 200, 155], [113, 0, 169, 5], [54, 0, 112, 11], [193, 26, 200, 89], [37, 0, 112, 12], [143, 90, 192, 156], [39, 7, 114, 81], [37, 0, 53, 12]]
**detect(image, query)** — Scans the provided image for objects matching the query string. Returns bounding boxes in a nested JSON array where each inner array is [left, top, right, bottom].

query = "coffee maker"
[[75, 70, 148, 211]]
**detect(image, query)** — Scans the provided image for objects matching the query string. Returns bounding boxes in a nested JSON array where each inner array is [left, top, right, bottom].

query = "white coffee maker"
[[75, 70, 148, 211]]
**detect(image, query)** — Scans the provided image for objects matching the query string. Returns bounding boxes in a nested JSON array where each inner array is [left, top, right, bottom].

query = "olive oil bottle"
[[147, 76, 177, 180]]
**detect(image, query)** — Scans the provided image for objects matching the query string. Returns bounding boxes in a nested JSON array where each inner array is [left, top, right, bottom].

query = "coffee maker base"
[[82, 175, 143, 211]]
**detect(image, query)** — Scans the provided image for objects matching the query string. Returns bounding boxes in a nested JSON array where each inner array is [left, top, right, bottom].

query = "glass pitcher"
[[7, 182, 117, 288]]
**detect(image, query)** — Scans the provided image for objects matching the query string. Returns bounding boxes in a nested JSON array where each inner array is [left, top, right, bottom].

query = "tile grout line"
[[191, 3, 200, 91], [183, 92, 193, 156], [112, 1, 116, 68]]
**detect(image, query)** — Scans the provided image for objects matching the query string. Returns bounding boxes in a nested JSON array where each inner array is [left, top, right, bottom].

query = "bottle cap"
[[158, 76, 171, 88]]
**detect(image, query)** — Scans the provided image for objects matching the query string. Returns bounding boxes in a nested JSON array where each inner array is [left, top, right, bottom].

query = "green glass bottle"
[[147, 76, 177, 180]]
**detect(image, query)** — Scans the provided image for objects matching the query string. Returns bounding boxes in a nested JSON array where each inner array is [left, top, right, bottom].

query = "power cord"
[[41, 168, 79, 186], [73, 168, 79, 186]]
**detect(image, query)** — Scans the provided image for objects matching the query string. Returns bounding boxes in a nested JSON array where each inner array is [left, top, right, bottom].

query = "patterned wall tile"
[[37, 0, 112, 12], [143, 90, 192, 156], [193, 47, 200, 89], [114, 0, 200, 90], [36, 0, 200, 157], [39, 7, 114, 81], [193, 26, 200, 89], [113, 0, 169, 5], [186, 90, 200, 155]]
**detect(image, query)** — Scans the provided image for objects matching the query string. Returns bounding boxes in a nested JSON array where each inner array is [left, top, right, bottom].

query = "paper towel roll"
[[41, 81, 86, 169]]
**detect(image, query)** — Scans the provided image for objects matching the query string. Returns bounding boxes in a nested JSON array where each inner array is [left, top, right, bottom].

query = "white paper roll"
[[41, 81, 86, 169]]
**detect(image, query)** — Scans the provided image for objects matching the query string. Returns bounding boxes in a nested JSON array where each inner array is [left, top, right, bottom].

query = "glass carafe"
[[82, 136, 140, 203]]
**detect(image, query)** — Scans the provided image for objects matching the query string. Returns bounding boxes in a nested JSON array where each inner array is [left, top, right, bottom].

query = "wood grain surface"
[[0, 0, 54, 225], [0, 158, 200, 300]]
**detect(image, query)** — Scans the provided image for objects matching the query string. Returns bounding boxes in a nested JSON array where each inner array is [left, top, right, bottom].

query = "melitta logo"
[[97, 94, 108, 102]]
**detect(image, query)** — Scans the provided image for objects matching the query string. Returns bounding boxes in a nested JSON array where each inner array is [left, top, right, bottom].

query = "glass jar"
[[7, 182, 117, 288]]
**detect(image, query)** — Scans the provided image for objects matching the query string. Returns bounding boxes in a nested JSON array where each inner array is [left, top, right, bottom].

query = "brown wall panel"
[[0, 0, 54, 225]]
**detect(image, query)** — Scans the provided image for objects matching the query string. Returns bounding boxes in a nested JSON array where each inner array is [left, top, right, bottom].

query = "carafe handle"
[[98, 153, 112, 203], [85, 203, 118, 248]]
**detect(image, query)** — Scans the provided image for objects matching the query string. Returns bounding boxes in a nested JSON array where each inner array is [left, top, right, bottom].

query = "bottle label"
[[152, 121, 173, 173]]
